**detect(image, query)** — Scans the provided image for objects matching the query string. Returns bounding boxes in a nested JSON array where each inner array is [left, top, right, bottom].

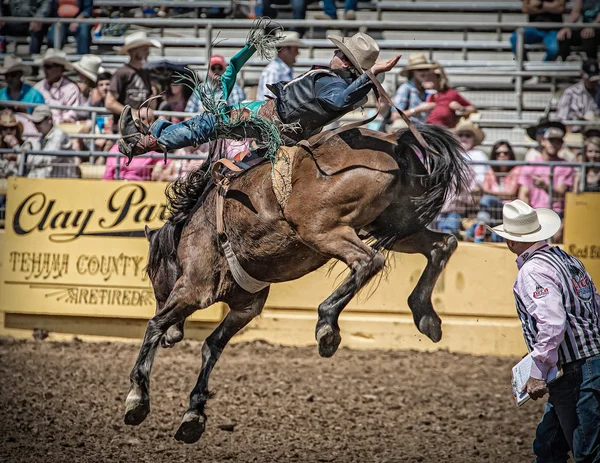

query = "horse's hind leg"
[[124, 277, 213, 426], [390, 229, 458, 343], [174, 287, 270, 444], [306, 227, 386, 358]]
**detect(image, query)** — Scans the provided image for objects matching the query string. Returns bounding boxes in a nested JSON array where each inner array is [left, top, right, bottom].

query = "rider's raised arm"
[[220, 45, 257, 101], [315, 74, 373, 111]]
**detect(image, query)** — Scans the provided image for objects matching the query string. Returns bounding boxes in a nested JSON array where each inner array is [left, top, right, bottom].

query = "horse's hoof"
[[418, 315, 442, 343], [316, 325, 341, 358], [175, 412, 206, 444], [124, 393, 150, 426]]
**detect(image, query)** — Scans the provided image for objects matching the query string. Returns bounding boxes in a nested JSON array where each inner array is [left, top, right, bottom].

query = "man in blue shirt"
[[119, 31, 400, 161], [0, 55, 46, 114]]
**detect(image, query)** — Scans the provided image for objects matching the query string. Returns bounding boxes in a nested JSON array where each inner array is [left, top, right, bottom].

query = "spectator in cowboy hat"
[[525, 117, 575, 161], [105, 31, 162, 131], [454, 118, 488, 185], [556, 60, 600, 133], [33, 49, 81, 124], [0, 55, 45, 113], [487, 199, 600, 462], [392, 53, 438, 123], [257, 32, 306, 100], [72, 54, 103, 109]]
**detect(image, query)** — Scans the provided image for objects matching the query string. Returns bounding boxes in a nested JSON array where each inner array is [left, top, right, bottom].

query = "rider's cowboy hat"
[[34, 48, 72, 69], [0, 55, 32, 76], [486, 199, 561, 242], [0, 112, 24, 134], [400, 53, 437, 77], [72, 54, 103, 83], [118, 31, 162, 55], [454, 118, 485, 146], [526, 116, 566, 141], [327, 32, 380, 74], [277, 31, 306, 48]]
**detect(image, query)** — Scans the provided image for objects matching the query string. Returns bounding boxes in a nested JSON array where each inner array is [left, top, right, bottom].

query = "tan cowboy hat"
[[327, 32, 380, 74], [73, 54, 103, 83], [486, 200, 561, 242], [454, 118, 485, 146], [0, 54, 32, 76], [118, 31, 162, 55], [28, 105, 53, 124], [34, 48, 72, 69], [400, 53, 437, 77], [277, 31, 306, 48], [0, 112, 24, 134]]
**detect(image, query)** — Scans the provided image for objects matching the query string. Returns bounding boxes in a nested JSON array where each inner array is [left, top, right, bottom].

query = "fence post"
[[115, 152, 121, 180], [579, 163, 587, 193], [89, 110, 97, 164], [17, 149, 27, 177], [515, 27, 524, 119], [548, 164, 554, 209], [53, 21, 62, 49]]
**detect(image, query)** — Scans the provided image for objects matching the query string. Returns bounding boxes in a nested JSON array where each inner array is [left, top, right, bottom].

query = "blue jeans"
[[323, 0, 359, 17], [533, 354, 600, 462], [150, 114, 218, 151], [510, 28, 559, 62], [435, 212, 461, 234], [48, 23, 92, 55]]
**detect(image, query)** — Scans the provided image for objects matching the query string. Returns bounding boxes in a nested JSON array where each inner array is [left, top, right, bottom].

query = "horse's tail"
[[146, 163, 213, 281], [397, 124, 471, 227]]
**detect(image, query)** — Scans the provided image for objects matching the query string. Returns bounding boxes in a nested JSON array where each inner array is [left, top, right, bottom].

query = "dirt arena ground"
[[0, 337, 546, 462]]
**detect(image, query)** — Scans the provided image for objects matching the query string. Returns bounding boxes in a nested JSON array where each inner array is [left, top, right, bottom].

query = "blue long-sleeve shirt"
[[315, 72, 373, 112]]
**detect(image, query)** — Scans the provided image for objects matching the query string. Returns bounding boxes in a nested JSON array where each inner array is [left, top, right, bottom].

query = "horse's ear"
[[144, 225, 152, 241]]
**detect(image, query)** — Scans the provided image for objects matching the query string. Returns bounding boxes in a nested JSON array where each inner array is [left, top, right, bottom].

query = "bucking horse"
[[124, 124, 470, 444]]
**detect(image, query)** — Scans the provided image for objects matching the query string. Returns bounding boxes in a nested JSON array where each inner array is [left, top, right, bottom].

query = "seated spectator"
[[34, 49, 81, 124], [73, 54, 103, 109], [454, 118, 488, 185], [48, 0, 93, 55], [574, 136, 600, 192], [158, 78, 193, 124], [0, 55, 45, 113], [391, 54, 437, 124], [425, 65, 476, 129], [518, 126, 574, 217], [479, 141, 521, 225], [91, 72, 112, 107], [262, 0, 307, 36], [0, 112, 24, 181], [25, 104, 76, 178], [558, 0, 600, 61], [317, 0, 357, 20], [185, 55, 246, 113], [105, 31, 162, 132], [435, 168, 479, 236], [0, 0, 50, 54], [525, 117, 575, 161], [91, 71, 114, 153], [256, 33, 305, 101], [102, 143, 163, 181], [510, 0, 565, 63], [556, 60, 600, 132]]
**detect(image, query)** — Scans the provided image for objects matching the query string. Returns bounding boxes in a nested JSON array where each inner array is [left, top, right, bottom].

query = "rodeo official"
[[488, 199, 600, 462]]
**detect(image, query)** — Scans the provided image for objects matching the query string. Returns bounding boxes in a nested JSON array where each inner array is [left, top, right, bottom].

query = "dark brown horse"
[[124, 124, 469, 444]]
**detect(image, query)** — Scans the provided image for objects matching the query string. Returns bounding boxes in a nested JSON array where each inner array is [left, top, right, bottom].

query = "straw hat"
[[327, 32, 380, 74], [486, 200, 561, 242], [454, 118, 485, 146], [0, 55, 32, 76], [526, 117, 566, 141], [277, 31, 306, 48], [0, 112, 24, 134], [400, 53, 437, 77], [34, 48, 72, 68], [73, 54, 103, 83], [118, 31, 162, 55]]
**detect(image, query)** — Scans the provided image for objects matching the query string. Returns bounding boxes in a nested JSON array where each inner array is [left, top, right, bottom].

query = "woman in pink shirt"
[[102, 143, 163, 181]]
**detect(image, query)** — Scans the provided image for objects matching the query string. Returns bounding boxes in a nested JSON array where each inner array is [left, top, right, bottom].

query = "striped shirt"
[[555, 82, 600, 133], [513, 242, 600, 381], [256, 57, 294, 101]]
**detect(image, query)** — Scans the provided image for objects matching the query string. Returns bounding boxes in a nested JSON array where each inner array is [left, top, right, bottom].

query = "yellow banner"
[[564, 192, 600, 283], [0, 178, 222, 321]]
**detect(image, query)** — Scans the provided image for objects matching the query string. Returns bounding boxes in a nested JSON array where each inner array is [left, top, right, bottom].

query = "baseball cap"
[[543, 126, 565, 140], [582, 60, 600, 82], [209, 55, 226, 69], [29, 105, 52, 123]]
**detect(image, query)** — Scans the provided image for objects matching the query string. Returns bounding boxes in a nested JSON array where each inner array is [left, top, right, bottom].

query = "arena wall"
[[1, 179, 597, 357]]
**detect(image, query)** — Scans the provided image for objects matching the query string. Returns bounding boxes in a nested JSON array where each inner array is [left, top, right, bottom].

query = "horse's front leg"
[[389, 228, 458, 342], [175, 287, 269, 444]]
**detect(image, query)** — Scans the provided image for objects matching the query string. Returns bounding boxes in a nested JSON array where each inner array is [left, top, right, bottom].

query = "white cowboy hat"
[[277, 31, 306, 48], [327, 32, 380, 74], [34, 48, 72, 69], [0, 54, 32, 76], [400, 53, 437, 77], [72, 54, 103, 83], [118, 31, 162, 55], [486, 200, 561, 242]]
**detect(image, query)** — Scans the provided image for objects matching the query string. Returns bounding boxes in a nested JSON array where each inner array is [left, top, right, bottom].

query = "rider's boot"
[[118, 105, 164, 165]]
